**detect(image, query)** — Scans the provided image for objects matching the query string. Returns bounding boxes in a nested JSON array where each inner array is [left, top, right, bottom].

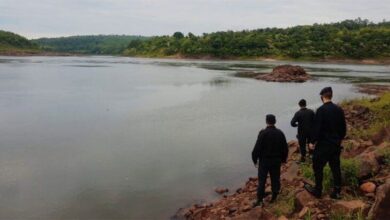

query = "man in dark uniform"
[[291, 99, 315, 162], [305, 87, 346, 199], [252, 114, 288, 207]]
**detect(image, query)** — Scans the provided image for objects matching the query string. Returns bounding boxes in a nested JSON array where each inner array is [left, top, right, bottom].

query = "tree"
[[173, 32, 184, 39]]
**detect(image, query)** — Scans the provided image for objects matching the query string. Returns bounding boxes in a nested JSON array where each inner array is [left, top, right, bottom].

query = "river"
[[0, 56, 389, 219]]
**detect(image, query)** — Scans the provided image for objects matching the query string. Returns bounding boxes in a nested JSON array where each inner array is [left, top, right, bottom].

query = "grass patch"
[[303, 210, 313, 220], [300, 158, 359, 192], [268, 187, 295, 217], [329, 209, 365, 220], [377, 144, 390, 165], [342, 92, 390, 140]]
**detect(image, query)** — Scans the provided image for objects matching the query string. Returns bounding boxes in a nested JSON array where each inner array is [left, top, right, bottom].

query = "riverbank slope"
[[175, 84, 390, 220]]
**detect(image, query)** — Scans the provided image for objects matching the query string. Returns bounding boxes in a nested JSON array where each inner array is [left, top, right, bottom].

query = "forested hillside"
[[0, 30, 39, 54], [123, 18, 390, 59], [33, 35, 147, 55]]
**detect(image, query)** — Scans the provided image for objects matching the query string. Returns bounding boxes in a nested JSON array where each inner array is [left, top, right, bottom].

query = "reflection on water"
[[0, 56, 388, 219]]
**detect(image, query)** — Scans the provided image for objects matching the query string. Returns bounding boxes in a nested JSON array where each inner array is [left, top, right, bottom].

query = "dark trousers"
[[297, 135, 310, 157], [312, 143, 342, 193], [257, 159, 281, 200]]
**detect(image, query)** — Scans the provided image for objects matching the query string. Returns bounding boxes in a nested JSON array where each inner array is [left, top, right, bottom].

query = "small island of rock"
[[256, 65, 311, 82]]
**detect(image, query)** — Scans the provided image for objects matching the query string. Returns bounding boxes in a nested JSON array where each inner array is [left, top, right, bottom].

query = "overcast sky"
[[0, 0, 389, 39]]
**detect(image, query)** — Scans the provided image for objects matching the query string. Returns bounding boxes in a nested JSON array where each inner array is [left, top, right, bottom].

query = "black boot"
[[270, 193, 278, 203], [252, 199, 263, 207], [304, 183, 321, 198], [330, 187, 341, 200]]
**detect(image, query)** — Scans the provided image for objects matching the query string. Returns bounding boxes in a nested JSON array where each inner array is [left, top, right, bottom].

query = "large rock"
[[369, 178, 390, 220], [356, 151, 380, 179], [360, 182, 377, 193], [256, 65, 310, 83], [298, 206, 309, 218], [371, 126, 390, 145], [215, 187, 229, 194], [295, 190, 316, 210], [277, 215, 288, 220], [281, 163, 299, 182], [287, 140, 299, 159], [333, 200, 367, 214], [231, 207, 276, 220]]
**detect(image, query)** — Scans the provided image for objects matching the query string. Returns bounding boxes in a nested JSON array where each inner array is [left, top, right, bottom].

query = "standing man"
[[291, 99, 315, 162], [252, 114, 288, 207], [305, 87, 346, 199]]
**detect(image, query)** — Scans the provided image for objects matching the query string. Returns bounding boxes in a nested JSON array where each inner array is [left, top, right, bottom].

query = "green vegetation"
[[303, 210, 312, 220], [329, 209, 365, 220], [300, 158, 360, 192], [384, 148, 390, 165], [0, 30, 39, 54], [123, 18, 390, 60], [342, 92, 390, 140], [33, 35, 148, 55], [377, 145, 390, 165], [268, 186, 295, 217]]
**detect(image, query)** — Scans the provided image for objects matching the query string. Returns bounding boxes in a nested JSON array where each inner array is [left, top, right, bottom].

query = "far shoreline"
[[1, 51, 390, 65]]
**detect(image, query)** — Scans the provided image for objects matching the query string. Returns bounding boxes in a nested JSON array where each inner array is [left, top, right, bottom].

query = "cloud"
[[0, 0, 389, 39]]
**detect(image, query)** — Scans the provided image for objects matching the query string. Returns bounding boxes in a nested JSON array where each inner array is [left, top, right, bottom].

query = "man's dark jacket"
[[291, 107, 315, 137], [252, 126, 289, 164], [311, 102, 346, 147]]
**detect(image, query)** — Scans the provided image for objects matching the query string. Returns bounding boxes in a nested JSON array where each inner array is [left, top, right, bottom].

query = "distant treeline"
[[2, 18, 390, 59], [124, 18, 390, 59], [0, 30, 39, 52], [33, 35, 148, 55]]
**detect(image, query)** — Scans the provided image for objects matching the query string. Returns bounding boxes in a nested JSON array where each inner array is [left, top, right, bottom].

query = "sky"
[[0, 0, 389, 39]]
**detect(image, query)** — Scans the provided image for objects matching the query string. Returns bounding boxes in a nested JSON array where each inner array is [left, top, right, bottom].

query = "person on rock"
[[291, 99, 315, 162], [304, 87, 346, 199], [251, 114, 289, 207]]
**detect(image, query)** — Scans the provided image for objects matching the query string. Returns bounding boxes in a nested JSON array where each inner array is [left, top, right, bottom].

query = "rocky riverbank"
[[174, 85, 390, 220]]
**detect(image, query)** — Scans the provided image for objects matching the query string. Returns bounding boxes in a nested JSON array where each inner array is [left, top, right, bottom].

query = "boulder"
[[317, 213, 326, 219], [277, 215, 288, 220], [231, 207, 276, 220], [368, 178, 390, 220], [371, 126, 390, 145], [241, 204, 252, 212], [360, 182, 376, 193], [192, 208, 207, 220], [281, 163, 299, 182], [356, 151, 380, 179], [256, 65, 310, 83], [295, 190, 316, 210], [333, 200, 366, 214], [215, 187, 229, 194], [172, 207, 189, 220], [287, 141, 299, 158], [298, 206, 309, 218]]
